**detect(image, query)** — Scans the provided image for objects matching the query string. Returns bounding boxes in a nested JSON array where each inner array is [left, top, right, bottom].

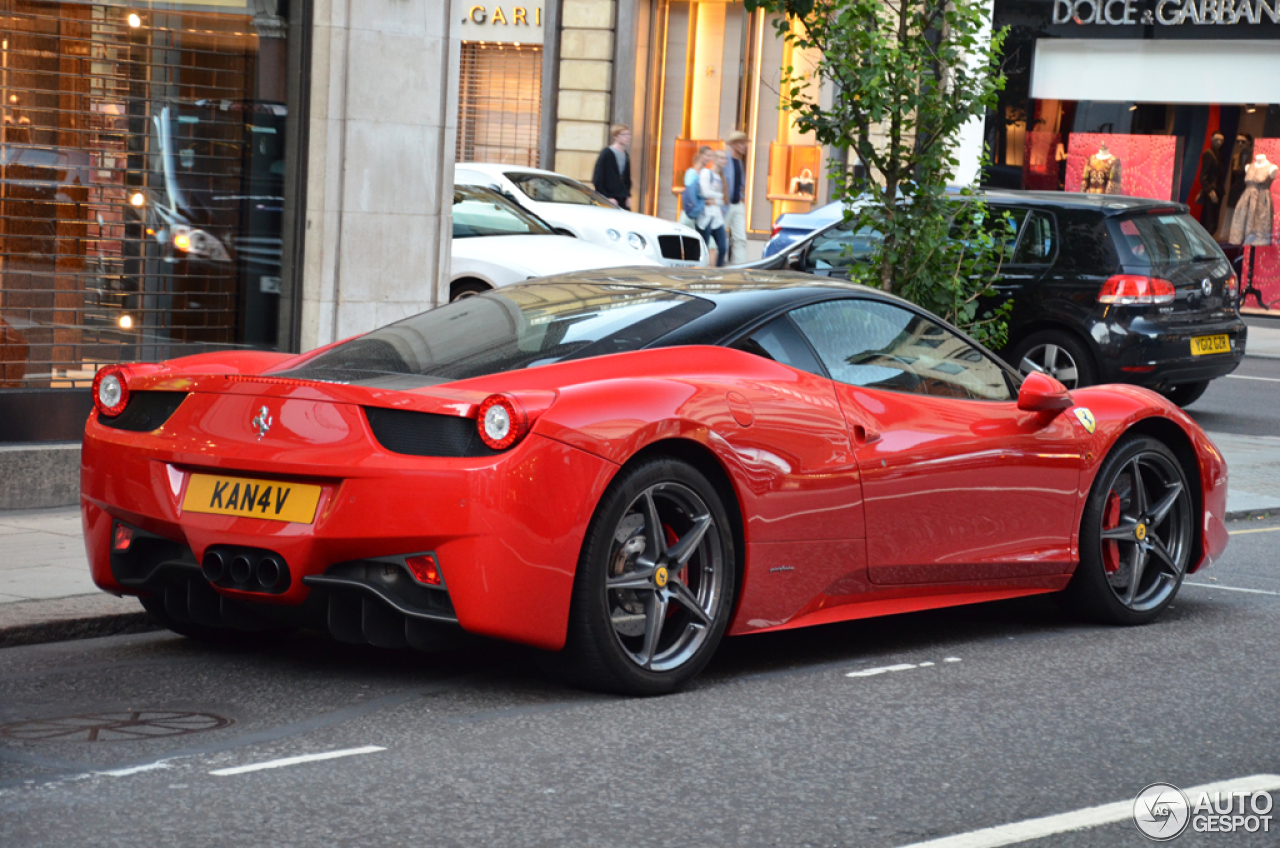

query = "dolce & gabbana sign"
[[1052, 0, 1279, 25]]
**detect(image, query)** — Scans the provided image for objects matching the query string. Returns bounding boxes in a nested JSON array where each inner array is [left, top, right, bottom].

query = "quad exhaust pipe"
[[201, 547, 290, 594]]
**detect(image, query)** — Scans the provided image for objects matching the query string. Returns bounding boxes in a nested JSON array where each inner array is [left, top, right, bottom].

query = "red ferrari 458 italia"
[[82, 271, 1230, 695]]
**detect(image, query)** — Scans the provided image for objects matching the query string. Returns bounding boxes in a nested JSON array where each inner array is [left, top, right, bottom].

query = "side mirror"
[[1017, 371, 1073, 413], [788, 250, 807, 272]]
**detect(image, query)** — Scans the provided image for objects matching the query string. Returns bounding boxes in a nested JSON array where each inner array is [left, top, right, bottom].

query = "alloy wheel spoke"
[[667, 578, 712, 628], [1044, 344, 1060, 373], [1020, 356, 1045, 375], [637, 591, 669, 669], [642, 491, 666, 560], [1125, 544, 1147, 606], [1149, 482, 1184, 526], [1148, 535, 1182, 576], [1055, 367, 1078, 385], [1101, 520, 1139, 541], [607, 568, 657, 592], [667, 515, 712, 568], [1129, 458, 1148, 516]]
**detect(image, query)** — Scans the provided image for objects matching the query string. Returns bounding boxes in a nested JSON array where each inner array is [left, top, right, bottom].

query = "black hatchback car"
[[746, 192, 1246, 406]]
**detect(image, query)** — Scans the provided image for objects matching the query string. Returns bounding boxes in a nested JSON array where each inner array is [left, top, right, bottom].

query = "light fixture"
[[1128, 104, 1138, 112], [119, 314, 134, 329], [1247, 104, 1258, 113], [129, 191, 145, 207], [127, 13, 142, 28], [173, 230, 192, 252]]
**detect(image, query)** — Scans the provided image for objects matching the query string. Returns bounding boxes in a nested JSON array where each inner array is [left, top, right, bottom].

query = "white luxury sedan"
[[449, 185, 659, 301], [455, 163, 708, 267]]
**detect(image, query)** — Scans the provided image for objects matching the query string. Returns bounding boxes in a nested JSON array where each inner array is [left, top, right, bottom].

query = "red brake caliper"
[[1102, 492, 1122, 573]]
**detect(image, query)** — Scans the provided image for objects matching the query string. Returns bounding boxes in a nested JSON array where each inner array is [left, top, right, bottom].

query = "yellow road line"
[[1229, 526, 1280, 535]]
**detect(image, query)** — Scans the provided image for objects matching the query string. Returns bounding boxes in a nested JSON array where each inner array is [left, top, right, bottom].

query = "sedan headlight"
[[627, 232, 647, 251], [606, 229, 621, 241]]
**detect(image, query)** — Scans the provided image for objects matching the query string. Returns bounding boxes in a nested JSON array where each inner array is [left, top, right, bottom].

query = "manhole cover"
[[0, 711, 232, 742]]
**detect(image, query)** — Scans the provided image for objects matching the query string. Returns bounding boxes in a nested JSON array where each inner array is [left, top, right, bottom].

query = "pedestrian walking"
[[680, 146, 717, 256], [592, 124, 632, 210], [724, 130, 749, 264], [700, 150, 729, 267]]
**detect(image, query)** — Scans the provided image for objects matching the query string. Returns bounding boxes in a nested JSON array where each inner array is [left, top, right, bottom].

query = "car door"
[[793, 221, 883, 279], [787, 298, 1085, 585]]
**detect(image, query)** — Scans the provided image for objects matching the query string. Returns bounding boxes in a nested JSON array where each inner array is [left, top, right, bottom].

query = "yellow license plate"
[[1190, 334, 1230, 356], [182, 474, 322, 524]]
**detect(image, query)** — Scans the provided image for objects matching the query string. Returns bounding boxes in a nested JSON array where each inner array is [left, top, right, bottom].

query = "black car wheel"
[[560, 457, 736, 696], [1059, 435, 1193, 625], [1011, 331, 1096, 389], [1159, 380, 1210, 408]]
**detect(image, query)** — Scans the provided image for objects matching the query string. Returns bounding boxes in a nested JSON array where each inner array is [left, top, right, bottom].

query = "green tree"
[[744, 0, 1012, 346]]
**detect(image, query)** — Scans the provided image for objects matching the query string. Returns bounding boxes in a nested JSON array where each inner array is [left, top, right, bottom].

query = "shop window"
[[456, 42, 542, 167], [0, 1, 292, 389]]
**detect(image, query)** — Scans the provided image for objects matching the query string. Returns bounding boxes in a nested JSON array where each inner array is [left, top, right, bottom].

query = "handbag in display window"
[[789, 168, 816, 197]]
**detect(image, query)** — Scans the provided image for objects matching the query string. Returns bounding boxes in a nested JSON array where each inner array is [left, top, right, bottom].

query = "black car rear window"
[[1110, 213, 1222, 266], [279, 283, 713, 385]]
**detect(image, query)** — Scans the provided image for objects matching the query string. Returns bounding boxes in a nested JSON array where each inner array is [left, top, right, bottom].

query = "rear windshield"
[[280, 283, 713, 385], [1109, 213, 1222, 266]]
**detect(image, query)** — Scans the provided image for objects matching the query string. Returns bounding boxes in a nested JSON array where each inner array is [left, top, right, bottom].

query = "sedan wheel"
[[1011, 331, 1095, 390], [561, 458, 736, 695], [1061, 436, 1193, 624]]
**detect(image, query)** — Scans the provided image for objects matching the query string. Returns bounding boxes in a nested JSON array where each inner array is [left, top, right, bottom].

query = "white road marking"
[[1183, 582, 1280, 597], [847, 659, 960, 678], [99, 761, 171, 777], [1227, 374, 1280, 383], [1230, 526, 1280, 535], [894, 774, 1280, 848], [209, 745, 386, 777]]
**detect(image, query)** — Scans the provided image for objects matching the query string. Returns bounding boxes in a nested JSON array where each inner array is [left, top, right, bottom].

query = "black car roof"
[[979, 189, 1189, 217]]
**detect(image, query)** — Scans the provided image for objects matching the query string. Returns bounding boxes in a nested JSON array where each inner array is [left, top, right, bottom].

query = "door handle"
[[853, 424, 880, 446]]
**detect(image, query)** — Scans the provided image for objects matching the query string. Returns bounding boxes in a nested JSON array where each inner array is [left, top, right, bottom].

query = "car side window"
[[730, 315, 825, 376], [1012, 210, 1056, 264], [788, 299, 1013, 401], [804, 222, 882, 274]]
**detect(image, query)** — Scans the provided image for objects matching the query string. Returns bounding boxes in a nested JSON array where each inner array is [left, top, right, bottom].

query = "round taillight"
[[92, 366, 130, 417], [477, 394, 528, 451]]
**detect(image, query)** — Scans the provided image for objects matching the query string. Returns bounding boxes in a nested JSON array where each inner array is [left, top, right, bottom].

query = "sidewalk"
[[3, 426, 1278, 648]]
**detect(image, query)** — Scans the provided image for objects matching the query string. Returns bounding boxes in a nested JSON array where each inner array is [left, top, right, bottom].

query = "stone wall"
[[298, 0, 460, 351], [554, 0, 617, 184]]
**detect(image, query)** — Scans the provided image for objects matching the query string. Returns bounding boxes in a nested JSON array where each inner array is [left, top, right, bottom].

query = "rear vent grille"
[[364, 407, 499, 458], [98, 392, 188, 432], [658, 235, 704, 261]]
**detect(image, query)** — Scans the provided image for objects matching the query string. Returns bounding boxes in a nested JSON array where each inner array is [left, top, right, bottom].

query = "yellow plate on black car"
[[1190, 334, 1230, 356], [182, 474, 322, 524]]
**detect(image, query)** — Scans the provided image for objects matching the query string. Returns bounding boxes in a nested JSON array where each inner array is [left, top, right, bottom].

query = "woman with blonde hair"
[[699, 149, 729, 266]]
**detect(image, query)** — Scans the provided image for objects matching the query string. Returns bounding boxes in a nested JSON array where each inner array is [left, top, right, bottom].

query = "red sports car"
[[82, 271, 1229, 695]]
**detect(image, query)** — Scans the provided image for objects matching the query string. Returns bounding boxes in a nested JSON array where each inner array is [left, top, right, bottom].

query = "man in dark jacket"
[[1197, 131, 1225, 235], [592, 124, 632, 210]]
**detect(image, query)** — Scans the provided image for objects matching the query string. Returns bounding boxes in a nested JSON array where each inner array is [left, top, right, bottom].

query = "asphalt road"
[[1186, 350, 1280, 438], [2, 517, 1278, 847]]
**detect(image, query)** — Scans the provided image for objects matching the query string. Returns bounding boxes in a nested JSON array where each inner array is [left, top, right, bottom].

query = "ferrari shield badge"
[[1072, 407, 1096, 434]]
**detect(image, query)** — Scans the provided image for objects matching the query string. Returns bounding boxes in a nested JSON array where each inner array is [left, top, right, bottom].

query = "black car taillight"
[[1097, 274, 1175, 306]]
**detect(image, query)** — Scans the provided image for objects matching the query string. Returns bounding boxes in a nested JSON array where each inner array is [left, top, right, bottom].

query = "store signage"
[[1053, 0, 1279, 25], [455, 3, 545, 44]]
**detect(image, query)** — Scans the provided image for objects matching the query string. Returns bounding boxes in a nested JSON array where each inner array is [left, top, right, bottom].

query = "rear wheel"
[[450, 280, 490, 301], [1059, 435, 1194, 625], [1010, 330, 1096, 390], [1159, 380, 1210, 408], [560, 457, 736, 696]]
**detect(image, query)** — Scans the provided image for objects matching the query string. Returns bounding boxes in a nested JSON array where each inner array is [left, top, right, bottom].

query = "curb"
[[0, 612, 157, 649], [1226, 508, 1276, 522]]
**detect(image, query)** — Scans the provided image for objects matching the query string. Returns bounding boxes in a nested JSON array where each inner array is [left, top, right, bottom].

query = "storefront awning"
[[1032, 39, 1280, 104]]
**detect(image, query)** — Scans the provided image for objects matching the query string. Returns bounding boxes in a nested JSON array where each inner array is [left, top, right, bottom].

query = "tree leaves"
[[750, 0, 1010, 344]]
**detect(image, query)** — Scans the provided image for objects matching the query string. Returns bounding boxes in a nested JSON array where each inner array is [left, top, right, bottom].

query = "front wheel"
[[560, 457, 737, 695], [1059, 435, 1194, 625]]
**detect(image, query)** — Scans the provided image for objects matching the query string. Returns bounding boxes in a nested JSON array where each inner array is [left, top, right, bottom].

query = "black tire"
[[450, 279, 490, 301], [1159, 380, 1210, 408], [1009, 330, 1096, 390], [558, 457, 737, 696], [1059, 435, 1194, 625]]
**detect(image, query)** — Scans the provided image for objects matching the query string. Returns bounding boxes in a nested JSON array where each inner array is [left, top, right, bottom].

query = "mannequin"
[[1081, 142, 1122, 194], [1228, 152, 1277, 246], [1196, 131, 1226, 234]]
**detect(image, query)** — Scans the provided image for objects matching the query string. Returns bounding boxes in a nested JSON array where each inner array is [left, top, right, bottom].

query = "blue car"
[[763, 201, 844, 257]]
